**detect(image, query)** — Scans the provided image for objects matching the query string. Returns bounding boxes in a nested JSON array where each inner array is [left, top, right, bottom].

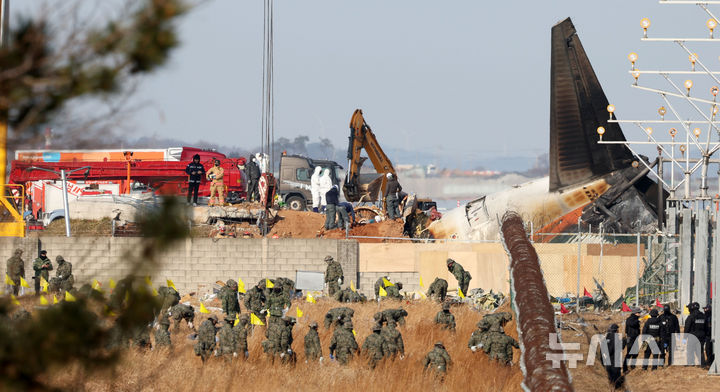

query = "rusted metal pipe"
[[501, 212, 574, 392]]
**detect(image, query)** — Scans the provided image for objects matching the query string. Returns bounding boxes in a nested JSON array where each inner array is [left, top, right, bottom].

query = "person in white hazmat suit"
[[319, 168, 333, 211], [310, 166, 323, 212]]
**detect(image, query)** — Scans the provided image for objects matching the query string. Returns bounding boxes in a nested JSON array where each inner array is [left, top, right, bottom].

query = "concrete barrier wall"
[[0, 237, 358, 295], [1, 236, 642, 299], [359, 242, 644, 299]]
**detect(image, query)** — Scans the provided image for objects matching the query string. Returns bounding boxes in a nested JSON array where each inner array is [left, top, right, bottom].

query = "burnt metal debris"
[[501, 211, 574, 392]]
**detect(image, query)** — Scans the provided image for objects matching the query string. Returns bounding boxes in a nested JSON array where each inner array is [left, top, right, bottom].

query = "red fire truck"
[[11, 147, 248, 220]]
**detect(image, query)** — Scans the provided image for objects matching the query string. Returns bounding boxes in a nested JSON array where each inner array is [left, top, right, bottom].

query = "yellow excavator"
[[342, 109, 396, 206], [343, 109, 436, 225]]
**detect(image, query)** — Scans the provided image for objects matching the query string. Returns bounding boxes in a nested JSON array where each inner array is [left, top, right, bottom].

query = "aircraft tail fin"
[[549, 18, 634, 192]]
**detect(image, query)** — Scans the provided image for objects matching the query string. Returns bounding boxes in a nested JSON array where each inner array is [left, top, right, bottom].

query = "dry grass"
[[42, 218, 113, 236], [35, 299, 523, 392]]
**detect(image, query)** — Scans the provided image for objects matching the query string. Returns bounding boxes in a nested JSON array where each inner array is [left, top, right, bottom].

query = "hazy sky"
[[17, 1, 719, 166]]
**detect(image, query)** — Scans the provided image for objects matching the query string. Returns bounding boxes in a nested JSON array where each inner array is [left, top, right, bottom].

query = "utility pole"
[[0, 0, 10, 195]]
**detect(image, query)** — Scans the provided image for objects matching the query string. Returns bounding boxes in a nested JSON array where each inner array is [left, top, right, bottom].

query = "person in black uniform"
[[603, 324, 625, 390], [244, 157, 261, 202], [658, 304, 680, 366], [623, 310, 641, 372], [642, 309, 662, 370], [684, 302, 707, 366], [185, 154, 205, 205], [383, 173, 402, 220], [704, 304, 713, 367]]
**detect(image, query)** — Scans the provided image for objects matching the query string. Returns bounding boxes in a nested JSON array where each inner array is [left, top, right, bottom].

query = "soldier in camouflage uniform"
[[434, 302, 456, 331], [446, 258, 471, 296], [484, 312, 513, 333], [423, 341, 452, 376], [279, 316, 297, 365], [483, 323, 519, 365], [216, 319, 236, 361], [374, 308, 407, 326], [362, 324, 388, 369], [381, 319, 405, 359], [234, 314, 250, 359], [304, 321, 323, 362], [154, 315, 172, 348], [324, 307, 355, 329], [54, 256, 74, 295], [194, 315, 218, 363], [468, 319, 490, 353], [170, 303, 195, 332], [219, 279, 241, 322], [385, 282, 403, 300], [244, 282, 266, 320], [267, 285, 290, 327], [329, 321, 358, 365], [157, 286, 180, 315], [324, 255, 344, 297], [374, 276, 390, 298], [426, 278, 448, 303], [32, 250, 52, 296], [276, 277, 296, 301], [6, 248, 24, 296], [262, 314, 286, 362], [334, 287, 366, 303]]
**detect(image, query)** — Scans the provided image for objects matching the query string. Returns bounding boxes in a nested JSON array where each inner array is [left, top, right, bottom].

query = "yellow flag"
[[65, 291, 77, 302], [92, 279, 102, 291], [379, 286, 388, 297], [166, 279, 177, 291], [352, 329, 357, 336], [104, 306, 117, 317], [53, 295, 59, 304], [683, 306, 690, 315], [40, 277, 49, 293], [458, 288, 465, 299], [419, 291, 427, 299], [382, 277, 394, 287], [250, 313, 265, 326], [11, 294, 20, 306], [5, 274, 15, 286], [39, 295, 49, 306], [152, 288, 159, 296], [296, 307, 303, 318], [145, 276, 153, 286], [199, 302, 210, 314], [266, 278, 274, 288], [641, 314, 650, 321], [306, 293, 316, 303], [350, 281, 356, 292], [419, 276, 424, 288], [20, 277, 30, 288], [238, 278, 246, 294], [234, 313, 240, 327], [109, 279, 116, 290]]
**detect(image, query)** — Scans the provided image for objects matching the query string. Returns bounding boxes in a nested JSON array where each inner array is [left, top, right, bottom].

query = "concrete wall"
[[359, 242, 645, 299], [2, 235, 642, 299], [0, 237, 358, 295]]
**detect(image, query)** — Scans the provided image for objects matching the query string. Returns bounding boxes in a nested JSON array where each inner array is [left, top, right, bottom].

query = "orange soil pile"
[[323, 219, 406, 242], [268, 210, 325, 238]]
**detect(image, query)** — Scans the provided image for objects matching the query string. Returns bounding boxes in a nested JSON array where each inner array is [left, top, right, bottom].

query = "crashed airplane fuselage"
[[428, 18, 663, 241]]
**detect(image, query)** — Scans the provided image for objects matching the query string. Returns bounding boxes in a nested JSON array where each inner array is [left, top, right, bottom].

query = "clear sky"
[[16, 1, 719, 167]]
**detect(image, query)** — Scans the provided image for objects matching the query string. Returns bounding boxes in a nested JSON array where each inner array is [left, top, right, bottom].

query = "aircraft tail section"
[[549, 18, 634, 192]]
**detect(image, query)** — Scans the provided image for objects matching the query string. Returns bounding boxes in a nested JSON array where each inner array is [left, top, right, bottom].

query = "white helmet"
[[386, 173, 393, 179]]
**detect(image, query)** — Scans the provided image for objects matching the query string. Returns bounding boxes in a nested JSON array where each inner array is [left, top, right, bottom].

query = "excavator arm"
[[343, 109, 396, 202]]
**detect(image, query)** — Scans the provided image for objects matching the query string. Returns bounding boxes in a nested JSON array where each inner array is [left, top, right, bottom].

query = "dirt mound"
[[323, 219, 406, 242], [268, 210, 325, 238]]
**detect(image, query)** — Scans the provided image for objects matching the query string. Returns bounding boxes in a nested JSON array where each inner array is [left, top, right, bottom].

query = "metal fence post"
[[577, 217, 582, 313], [636, 231, 640, 307]]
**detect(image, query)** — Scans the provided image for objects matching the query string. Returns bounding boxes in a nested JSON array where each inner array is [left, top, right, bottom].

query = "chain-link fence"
[[532, 232, 678, 309]]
